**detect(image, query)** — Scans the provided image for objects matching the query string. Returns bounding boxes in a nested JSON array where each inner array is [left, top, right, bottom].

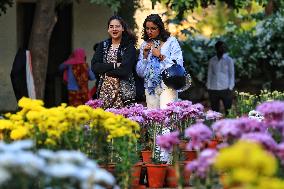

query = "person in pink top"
[[59, 48, 95, 106]]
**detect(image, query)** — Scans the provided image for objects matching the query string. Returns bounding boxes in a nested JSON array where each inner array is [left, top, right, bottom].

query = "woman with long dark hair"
[[136, 14, 184, 109], [91, 15, 137, 109]]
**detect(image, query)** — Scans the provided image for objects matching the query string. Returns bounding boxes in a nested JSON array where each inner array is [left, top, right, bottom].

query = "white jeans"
[[145, 83, 178, 109], [146, 84, 177, 163]]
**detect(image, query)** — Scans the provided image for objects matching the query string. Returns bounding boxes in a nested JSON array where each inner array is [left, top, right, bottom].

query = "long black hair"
[[107, 15, 137, 46], [142, 14, 170, 42]]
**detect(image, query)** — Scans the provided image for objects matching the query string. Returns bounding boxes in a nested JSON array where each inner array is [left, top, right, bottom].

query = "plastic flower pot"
[[141, 150, 152, 163], [146, 164, 168, 188]]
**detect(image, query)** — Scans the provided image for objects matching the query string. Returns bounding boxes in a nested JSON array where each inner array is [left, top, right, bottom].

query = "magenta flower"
[[256, 101, 284, 124], [106, 104, 145, 118], [143, 109, 167, 124], [85, 99, 103, 109], [180, 103, 204, 120], [167, 100, 193, 109], [186, 149, 218, 178], [276, 142, 284, 164], [128, 116, 145, 124], [156, 131, 180, 152], [241, 132, 278, 152], [205, 110, 223, 120], [185, 123, 212, 150], [212, 118, 266, 141]]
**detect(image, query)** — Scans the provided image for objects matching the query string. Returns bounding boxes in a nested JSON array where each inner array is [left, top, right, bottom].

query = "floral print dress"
[[99, 45, 124, 109]]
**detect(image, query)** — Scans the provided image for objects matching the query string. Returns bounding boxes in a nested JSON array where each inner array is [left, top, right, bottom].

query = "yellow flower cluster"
[[0, 97, 140, 147], [103, 115, 140, 141], [214, 140, 284, 189]]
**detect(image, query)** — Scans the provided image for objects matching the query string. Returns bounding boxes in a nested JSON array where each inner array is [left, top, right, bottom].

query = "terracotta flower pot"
[[180, 161, 191, 186], [165, 162, 192, 187], [165, 165, 178, 188], [141, 150, 152, 163], [146, 164, 168, 188], [100, 163, 116, 175], [178, 139, 188, 150], [208, 139, 219, 149], [182, 150, 197, 161], [131, 162, 142, 186]]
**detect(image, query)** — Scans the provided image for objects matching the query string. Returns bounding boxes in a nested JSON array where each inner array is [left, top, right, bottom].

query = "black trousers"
[[208, 89, 233, 115]]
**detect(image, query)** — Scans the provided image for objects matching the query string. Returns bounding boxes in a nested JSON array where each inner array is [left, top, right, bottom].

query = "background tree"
[[0, 0, 124, 100], [151, 0, 282, 21]]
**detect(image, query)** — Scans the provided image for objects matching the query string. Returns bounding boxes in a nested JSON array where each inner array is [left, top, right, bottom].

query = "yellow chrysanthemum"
[[257, 177, 284, 189], [10, 126, 29, 140], [215, 140, 277, 186], [0, 120, 13, 130], [18, 97, 44, 111], [231, 168, 257, 184]]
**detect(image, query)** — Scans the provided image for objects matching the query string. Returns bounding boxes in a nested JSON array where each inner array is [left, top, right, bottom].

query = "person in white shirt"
[[136, 14, 184, 109], [206, 41, 235, 115]]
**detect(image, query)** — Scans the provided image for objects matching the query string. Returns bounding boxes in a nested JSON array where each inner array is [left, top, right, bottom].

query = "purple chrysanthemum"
[[276, 142, 284, 164], [256, 101, 284, 123], [212, 118, 266, 141], [156, 131, 180, 152], [205, 110, 223, 120], [85, 99, 103, 109], [143, 109, 168, 124], [241, 132, 278, 152], [128, 116, 145, 124], [185, 123, 212, 150], [186, 149, 218, 178]]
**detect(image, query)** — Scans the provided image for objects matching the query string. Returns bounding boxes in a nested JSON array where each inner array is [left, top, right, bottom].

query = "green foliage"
[[0, 0, 13, 16], [89, 0, 125, 12], [113, 137, 139, 189], [152, 0, 270, 21], [229, 90, 284, 117], [181, 10, 284, 87]]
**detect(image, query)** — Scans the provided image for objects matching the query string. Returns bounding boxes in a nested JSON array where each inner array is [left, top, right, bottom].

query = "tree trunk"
[[28, 0, 57, 99], [265, 0, 275, 16]]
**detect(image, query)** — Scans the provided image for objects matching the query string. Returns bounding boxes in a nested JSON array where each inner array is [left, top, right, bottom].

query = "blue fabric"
[[136, 37, 184, 95], [59, 64, 79, 91], [66, 65, 79, 91], [144, 56, 161, 95]]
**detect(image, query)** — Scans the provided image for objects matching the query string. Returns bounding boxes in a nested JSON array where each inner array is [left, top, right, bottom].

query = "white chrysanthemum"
[[0, 140, 33, 152], [0, 168, 10, 184], [38, 149, 55, 159], [248, 110, 264, 122], [73, 168, 92, 181], [44, 163, 79, 178], [84, 160, 98, 169], [19, 152, 46, 175], [91, 169, 115, 186], [52, 151, 87, 163]]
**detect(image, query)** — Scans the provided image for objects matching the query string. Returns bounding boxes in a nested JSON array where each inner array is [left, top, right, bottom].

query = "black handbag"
[[161, 60, 192, 91]]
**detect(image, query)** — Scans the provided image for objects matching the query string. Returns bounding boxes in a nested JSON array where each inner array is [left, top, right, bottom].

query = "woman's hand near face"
[[143, 42, 152, 59], [151, 46, 161, 58]]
